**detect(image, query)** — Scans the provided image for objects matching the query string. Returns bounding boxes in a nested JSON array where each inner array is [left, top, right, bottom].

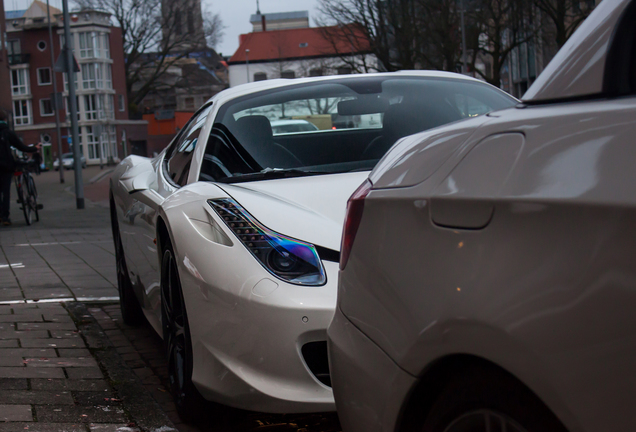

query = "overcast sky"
[[4, 0, 321, 58], [205, 0, 321, 57]]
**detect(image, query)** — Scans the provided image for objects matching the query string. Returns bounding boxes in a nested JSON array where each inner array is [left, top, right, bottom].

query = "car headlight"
[[208, 198, 326, 286]]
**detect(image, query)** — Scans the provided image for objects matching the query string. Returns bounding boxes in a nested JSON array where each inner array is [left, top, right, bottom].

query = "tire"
[[16, 177, 32, 226], [420, 364, 567, 432], [161, 241, 208, 423], [26, 175, 39, 222], [110, 196, 144, 326]]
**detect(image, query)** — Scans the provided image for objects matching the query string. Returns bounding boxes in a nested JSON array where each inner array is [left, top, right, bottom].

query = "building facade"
[[0, 0, 12, 116], [5, 1, 147, 165], [228, 17, 375, 88]]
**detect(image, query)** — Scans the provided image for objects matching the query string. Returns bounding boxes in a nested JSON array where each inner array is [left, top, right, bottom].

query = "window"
[[254, 72, 267, 81], [63, 72, 78, 91], [118, 94, 126, 111], [165, 104, 213, 186], [105, 64, 112, 89], [82, 63, 97, 89], [65, 96, 80, 121], [184, 97, 195, 110], [86, 126, 100, 160], [337, 66, 352, 75], [7, 40, 20, 56], [85, 95, 97, 120], [11, 69, 29, 95], [13, 100, 32, 125], [96, 94, 115, 119], [79, 32, 97, 58], [40, 99, 54, 116], [281, 70, 295, 79], [37, 41, 47, 51], [37, 67, 52, 85], [309, 68, 323, 77], [103, 34, 110, 59]]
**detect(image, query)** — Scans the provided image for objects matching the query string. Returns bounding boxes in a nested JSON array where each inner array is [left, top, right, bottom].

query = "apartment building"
[[5, 1, 147, 165]]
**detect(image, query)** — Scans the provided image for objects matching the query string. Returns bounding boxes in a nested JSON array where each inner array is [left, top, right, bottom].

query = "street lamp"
[[245, 49, 250, 83], [460, 0, 468, 75]]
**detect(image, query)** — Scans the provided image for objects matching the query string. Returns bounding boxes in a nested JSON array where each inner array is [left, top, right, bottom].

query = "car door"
[[126, 104, 213, 327]]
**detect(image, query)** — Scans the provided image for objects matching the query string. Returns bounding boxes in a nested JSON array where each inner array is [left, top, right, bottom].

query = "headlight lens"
[[208, 198, 326, 286]]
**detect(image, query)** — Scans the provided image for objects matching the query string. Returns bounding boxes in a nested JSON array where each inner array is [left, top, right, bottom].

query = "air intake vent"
[[301, 341, 331, 387]]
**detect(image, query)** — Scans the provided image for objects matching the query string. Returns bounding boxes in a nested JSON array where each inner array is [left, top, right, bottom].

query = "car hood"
[[216, 172, 370, 251]]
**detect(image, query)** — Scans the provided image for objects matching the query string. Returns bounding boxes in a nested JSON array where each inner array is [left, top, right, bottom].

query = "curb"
[[89, 168, 115, 184], [66, 302, 178, 432]]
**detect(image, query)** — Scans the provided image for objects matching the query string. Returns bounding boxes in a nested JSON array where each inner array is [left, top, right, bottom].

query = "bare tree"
[[75, 0, 224, 113], [532, 0, 594, 49]]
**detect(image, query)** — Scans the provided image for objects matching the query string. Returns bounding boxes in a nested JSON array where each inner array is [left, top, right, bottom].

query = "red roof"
[[228, 25, 370, 64]]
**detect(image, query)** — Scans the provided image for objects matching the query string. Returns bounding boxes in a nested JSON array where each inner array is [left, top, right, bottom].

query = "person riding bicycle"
[[0, 109, 42, 226]]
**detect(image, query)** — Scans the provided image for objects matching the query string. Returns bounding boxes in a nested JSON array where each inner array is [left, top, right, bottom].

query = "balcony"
[[8, 53, 31, 65]]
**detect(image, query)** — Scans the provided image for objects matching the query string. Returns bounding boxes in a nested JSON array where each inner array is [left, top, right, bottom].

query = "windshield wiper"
[[218, 168, 327, 183]]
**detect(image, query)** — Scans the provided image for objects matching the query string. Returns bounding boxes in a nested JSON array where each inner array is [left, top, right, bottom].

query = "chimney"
[[261, 15, 266, 31]]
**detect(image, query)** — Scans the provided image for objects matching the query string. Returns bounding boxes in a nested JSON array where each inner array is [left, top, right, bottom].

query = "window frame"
[[162, 103, 213, 188], [37, 67, 52, 86], [13, 100, 32, 125], [11, 68, 30, 95], [39, 98, 54, 117]]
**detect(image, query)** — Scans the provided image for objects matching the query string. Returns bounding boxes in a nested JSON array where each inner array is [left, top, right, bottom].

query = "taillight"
[[340, 179, 372, 270]]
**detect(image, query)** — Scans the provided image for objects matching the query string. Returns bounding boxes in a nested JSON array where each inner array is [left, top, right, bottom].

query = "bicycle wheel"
[[15, 174, 32, 226], [26, 174, 39, 222]]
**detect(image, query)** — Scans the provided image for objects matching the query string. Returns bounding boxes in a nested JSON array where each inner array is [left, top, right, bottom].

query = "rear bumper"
[[328, 306, 416, 432]]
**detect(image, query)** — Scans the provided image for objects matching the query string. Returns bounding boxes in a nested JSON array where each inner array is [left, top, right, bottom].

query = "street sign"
[[54, 50, 80, 73], [67, 136, 72, 144]]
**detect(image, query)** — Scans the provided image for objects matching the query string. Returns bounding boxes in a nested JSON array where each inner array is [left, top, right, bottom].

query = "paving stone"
[[0, 340, 18, 348], [42, 314, 75, 323], [25, 357, 98, 368], [66, 367, 104, 379], [0, 357, 25, 366], [88, 424, 141, 432], [132, 367, 153, 379], [0, 404, 32, 421], [30, 379, 111, 392], [0, 314, 43, 323], [51, 330, 82, 339], [0, 367, 65, 379], [57, 348, 91, 357], [35, 405, 126, 423], [17, 322, 77, 331], [20, 338, 85, 348], [0, 390, 74, 405], [0, 378, 28, 390], [73, 392, 119, 406], [0, 330, 49, 339], [0, 423, 87, 432], [0, 348, 56, 358]]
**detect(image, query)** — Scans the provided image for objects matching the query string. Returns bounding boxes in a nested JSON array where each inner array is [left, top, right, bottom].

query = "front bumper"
[[328, 305, 417, 432], [180, 248, 338, 413]]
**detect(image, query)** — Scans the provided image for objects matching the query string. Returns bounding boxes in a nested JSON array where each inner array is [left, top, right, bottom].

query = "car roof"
[[207, 71, 512, 109], [523, 0, 631, 102]]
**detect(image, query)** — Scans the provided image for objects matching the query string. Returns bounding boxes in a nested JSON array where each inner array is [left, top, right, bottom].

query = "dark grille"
[[301, 341, 331, 387]]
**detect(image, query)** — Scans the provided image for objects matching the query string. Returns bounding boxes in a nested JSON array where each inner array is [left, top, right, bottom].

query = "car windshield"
[[62, 153, 73, 159], [200, 76, 516, 183]]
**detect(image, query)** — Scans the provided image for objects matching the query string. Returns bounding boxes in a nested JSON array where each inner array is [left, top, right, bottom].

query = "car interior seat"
[[231, 116, 303, 169], [362, 94, 463, 160]]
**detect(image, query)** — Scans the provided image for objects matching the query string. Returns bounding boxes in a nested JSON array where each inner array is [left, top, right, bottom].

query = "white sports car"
[[109, 72, 517, 420]]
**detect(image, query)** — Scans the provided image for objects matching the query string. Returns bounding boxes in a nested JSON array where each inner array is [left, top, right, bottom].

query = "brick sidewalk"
[[0, 302, 130, 431]]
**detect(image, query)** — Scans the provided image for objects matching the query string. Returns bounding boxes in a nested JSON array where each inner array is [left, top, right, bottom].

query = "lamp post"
[[46, 0, 64, 183], [62, 0, 84, 209], [460, 0, 468, 75], [245, 49, 250, 83]]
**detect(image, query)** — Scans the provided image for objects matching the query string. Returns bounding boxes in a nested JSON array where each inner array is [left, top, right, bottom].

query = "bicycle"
[[14, 158, 42, 226]]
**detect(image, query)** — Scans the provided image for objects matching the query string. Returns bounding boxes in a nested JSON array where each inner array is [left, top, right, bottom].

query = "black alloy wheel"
[[110, 197, 143, 325], [161, 244, 207, 423]]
